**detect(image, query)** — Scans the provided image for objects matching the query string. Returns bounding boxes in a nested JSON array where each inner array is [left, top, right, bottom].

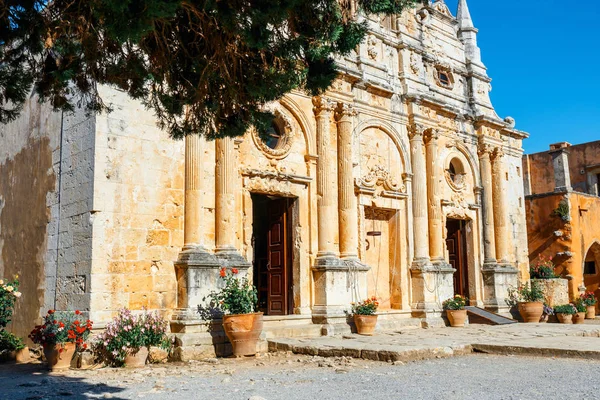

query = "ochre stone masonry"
[[1, 1, 529, 353], [524, 140, 600, 305]]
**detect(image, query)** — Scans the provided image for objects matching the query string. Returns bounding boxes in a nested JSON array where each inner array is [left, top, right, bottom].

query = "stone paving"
[[269, 322, 600, 362]]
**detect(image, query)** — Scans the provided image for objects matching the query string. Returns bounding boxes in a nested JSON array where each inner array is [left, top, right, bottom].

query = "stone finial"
[[457, 0, 475, 31]]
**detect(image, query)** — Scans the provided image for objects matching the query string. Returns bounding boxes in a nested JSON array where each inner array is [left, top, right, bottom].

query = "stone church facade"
[[0, 0, 529, 354]]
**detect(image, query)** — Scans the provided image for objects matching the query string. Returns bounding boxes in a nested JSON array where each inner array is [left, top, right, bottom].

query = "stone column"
[[477, 141, 497, 265], [490, 147, 510, 264], [214, 136, 250, 268], [409, 123, 453, 322], [183, 134, 204, 250], [335, 103, 358, 259], [311, 97, 367, 327], [174, 134, 219, 327], [313, 97, 338, 260], [424, 129, 445, 264], [408, 124, 430, 265]]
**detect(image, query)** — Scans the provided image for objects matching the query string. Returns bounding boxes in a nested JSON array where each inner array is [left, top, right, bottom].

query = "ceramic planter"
[[446, 309, 467, 327], [222, 312, 264, 357], [354, 314, 378, 335], [556, 313, 573, 324], [517, 302, 544, 323], [44, 342, 76, 371], [124, 346, 149, 368], [573, 312, 586, 325], [586, 305, 596, 319]]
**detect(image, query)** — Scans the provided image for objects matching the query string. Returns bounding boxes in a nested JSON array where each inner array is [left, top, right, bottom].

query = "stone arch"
[[278, 95, 315, 156], [449, 141, 481, 188], [583, 241, 600, 311], [354, 119, 410, 174]]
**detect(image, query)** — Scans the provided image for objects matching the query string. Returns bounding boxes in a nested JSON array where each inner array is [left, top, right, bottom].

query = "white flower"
[[5, 285, 13, 292], [13, 291, 22, 298], [0, 279, 3, 285]]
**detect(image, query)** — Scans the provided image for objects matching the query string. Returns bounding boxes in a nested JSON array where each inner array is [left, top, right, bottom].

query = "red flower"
[[232, 268, 239, 275], [219, 267, 227, 278], [59, 322, 65, 328], [82, 344, 88, 349], [75, 310, 81, 315], [68, 330, 76, 339], [48, 310, 54, 314]]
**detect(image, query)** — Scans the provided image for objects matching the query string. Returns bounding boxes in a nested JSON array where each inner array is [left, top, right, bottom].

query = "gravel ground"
[[2, 353, 600, 400]]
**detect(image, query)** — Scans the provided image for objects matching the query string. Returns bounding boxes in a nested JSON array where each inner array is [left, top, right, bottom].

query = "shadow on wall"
[[0, 362, 126, 399], [0, 137, 56, 341]]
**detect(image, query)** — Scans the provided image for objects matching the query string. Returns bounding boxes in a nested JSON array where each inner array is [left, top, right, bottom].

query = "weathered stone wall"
[[0, 99, 60, 340], [89, 87, 183, 324]]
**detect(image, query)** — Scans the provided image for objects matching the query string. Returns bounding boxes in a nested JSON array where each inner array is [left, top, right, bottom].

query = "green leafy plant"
[[552, 200, 571, 222], [205, 268, 258, 315], [351, 297, 379, 316], [554, 304, 577, 315], [93, 308, 171, 366], [0, 330, 25, 351], [0, 276, 22, 329], [580, 291, 597, 306], [530, 255, 558, 279], [442, 295, 468, 311], [0, 1, 418, 139], [574, 300, 587, 313], [507, 281, 544, 305], [29, 310, 93, 350]]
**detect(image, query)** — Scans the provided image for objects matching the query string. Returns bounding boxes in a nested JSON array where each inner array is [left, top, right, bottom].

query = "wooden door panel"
[[267, 198, 289, 315]]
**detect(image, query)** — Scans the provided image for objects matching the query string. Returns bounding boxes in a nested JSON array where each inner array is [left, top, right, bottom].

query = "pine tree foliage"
[[0, 0, 417, 139]]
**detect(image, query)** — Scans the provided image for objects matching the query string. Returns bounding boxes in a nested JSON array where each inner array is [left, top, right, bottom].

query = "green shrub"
[[0, 330, 25, 351], [554, 304, 576, 315]]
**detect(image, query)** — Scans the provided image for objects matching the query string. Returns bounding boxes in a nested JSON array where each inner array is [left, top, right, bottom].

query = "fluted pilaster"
[[477, 139, 497, 264], [215, 136, 237, 252], [491, 147, 510, 264], [184, 134, 204, 249], [409, 123, 430, 264], [335, 102, 358, 259], [424, 129, 445, 263]]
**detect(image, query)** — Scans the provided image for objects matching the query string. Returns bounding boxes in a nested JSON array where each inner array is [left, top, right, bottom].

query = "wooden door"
[[446, 219, 469, 298], [267, 198, 290, 315]]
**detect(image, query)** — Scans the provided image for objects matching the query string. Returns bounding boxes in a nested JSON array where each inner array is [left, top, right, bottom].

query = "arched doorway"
[[584, 242, 600, 312]]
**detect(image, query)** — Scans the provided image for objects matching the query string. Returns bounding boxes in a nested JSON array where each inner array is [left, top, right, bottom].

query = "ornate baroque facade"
[[0, 0, 529, 355]]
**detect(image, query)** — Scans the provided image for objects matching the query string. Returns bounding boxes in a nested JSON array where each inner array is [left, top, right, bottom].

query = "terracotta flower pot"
[[44, 342, 76, 371], [354, 314, 378, 335], [573, 312, 586, 325], [222, 312, 264, 357], [556, 313, 573, 324], [518, 302, 544, 323], [586, 306, 596, 319], [446, 309, 467, 327], [124, 346, 148, 368]]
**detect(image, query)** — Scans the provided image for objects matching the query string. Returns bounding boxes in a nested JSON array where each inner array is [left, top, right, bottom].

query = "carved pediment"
[[356, 165, 405, 194]]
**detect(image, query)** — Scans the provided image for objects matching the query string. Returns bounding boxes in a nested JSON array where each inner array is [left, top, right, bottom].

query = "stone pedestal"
[[311, 259, 369, 326], [532, 278, 569, 307], [410, 264, 455, 316], [482, 263, 518, 313]]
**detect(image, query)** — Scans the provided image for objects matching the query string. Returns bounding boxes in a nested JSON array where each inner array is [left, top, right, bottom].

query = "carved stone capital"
[[477, 141, 493, 158], [408, 122, 427, 141], [334, 102, 357, 122], [423, 128, 440, 145], [312, 96, 336, 117], [490, 146, 505, 162]]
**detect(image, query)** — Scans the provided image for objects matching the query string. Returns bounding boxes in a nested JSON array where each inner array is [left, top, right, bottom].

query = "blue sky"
[[444, 0, 600, 153]]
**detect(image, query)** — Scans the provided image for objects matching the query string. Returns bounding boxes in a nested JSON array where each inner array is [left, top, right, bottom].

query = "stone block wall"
[[0, 98, 62, 339], [89, 87, 184, 324]]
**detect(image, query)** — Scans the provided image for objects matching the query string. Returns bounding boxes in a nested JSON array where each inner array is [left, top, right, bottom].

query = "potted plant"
[[206, 268, 262, 357], [572, 300, 587, 325], [511, 281, 545, 323], [29, 310, 93, 371], [580, 292, 597, 319], [0, 275, 27, 363], [554, 304, 576, 324], [351, 297, 379, 335], [529, 255, 558, 279], [443, 295, 468, 327], [94, 308, 171, 367]]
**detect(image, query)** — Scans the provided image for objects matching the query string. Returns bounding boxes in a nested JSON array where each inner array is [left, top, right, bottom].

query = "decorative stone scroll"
[[356, 164, 406, 193]]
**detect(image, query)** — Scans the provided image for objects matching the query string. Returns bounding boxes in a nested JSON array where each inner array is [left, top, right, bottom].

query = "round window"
[[446, 158, 467, 191], [264, 121, 284, 150]]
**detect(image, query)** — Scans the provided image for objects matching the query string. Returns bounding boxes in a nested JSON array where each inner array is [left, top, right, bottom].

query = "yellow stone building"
[[0, 0, 529, 355]]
